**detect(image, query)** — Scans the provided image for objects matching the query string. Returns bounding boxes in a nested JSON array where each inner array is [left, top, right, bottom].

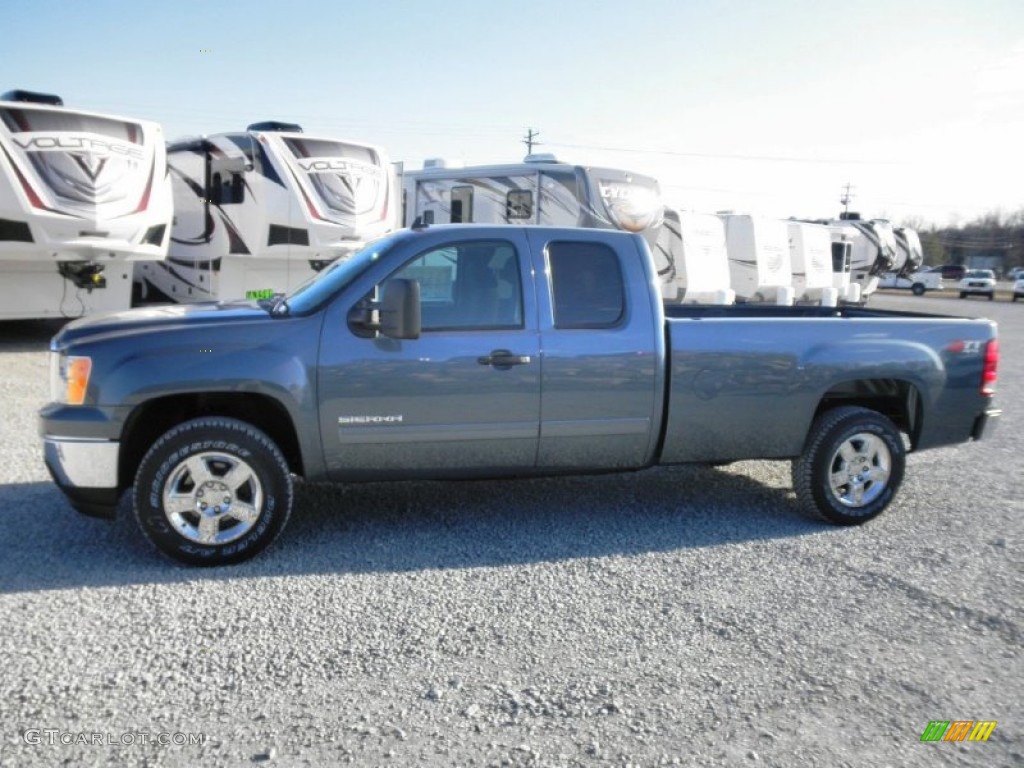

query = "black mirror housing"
[[380, 279, 421, 340]]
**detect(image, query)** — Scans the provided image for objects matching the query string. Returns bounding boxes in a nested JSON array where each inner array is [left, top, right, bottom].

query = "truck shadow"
[[0, 465, 824, 593]]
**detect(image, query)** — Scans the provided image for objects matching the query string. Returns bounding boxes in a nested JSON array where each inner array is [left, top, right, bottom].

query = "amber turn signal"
[[65, 356, 92, 405]]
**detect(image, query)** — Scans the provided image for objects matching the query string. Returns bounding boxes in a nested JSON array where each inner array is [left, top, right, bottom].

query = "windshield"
[[280, 231, 403, 314]]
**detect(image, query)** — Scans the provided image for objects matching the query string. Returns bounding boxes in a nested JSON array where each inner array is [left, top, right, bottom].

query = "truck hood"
[[52, 301, 270, 348]]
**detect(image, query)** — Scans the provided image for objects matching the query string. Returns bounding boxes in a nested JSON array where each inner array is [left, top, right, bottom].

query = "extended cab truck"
[[40, 226, 1001, 565]]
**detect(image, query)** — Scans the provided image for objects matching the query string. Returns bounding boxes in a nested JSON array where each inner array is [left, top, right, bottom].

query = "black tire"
[[987, 292, 994, 301], [911, 283, 925, 296], [959, 291, 966, 299], [133, 417, 293, 565], [792, 406, 905, 525]]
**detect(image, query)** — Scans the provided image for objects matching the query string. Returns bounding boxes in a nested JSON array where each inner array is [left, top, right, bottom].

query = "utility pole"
[[839, 182, 855, 216], [523, 128, 541, 155]]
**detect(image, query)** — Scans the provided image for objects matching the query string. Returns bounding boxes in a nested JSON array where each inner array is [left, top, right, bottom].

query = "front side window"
[[391, 240, 522, 330], [548, 241, 625, 328]]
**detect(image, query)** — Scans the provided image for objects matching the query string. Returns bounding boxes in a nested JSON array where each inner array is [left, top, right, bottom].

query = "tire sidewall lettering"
[[132, 418, 293, 566]]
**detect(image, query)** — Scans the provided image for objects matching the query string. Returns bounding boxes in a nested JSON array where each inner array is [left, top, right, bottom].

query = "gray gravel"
[[0, 295, 1020, 767]]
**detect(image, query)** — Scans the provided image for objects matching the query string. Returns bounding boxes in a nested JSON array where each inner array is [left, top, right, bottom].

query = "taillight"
[[981, 339, 998, 395]]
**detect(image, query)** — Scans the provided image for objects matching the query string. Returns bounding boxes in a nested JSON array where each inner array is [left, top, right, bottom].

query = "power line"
[[544, 140, 905, 166]]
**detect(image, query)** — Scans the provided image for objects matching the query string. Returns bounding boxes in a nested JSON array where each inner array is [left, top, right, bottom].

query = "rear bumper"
[[43, 437, 121, 518], [971, 408, 1001, 441]]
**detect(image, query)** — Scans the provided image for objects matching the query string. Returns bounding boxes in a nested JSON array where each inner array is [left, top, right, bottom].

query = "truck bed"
[[659, 304, 996, 463]]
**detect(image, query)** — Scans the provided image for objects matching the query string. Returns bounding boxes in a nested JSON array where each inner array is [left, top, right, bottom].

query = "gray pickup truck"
[[40, 225, 1000, 565]]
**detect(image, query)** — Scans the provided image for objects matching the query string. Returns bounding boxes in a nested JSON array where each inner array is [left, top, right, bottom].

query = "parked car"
[[932, 264, 967, 281], [1013, 275, 1024, 302], [878, 271, 943, 295], [1007, 266, 1024, 281], [959, 269, 997, 300]]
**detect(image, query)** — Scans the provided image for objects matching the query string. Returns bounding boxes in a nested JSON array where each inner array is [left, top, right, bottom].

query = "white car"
[[1014, 276, 1024, 302], [877, 271, 944, 295], [959, 269, 996, 300]]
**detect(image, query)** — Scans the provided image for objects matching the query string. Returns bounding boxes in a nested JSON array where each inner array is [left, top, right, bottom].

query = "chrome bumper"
[[43, 437, 119, 489]]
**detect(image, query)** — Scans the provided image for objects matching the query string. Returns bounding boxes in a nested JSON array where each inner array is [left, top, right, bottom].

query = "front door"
[[318, 233, 540, 480]]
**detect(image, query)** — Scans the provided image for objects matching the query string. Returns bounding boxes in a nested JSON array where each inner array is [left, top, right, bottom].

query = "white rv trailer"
[[0, 89, 171, 320], [135, 122, 399, 303], [718, 213, 795, 305], [787, 221, 840, 306], [822, 214, 898, 299], [403, 153, 664, 242], [651, 208, 734, 304]]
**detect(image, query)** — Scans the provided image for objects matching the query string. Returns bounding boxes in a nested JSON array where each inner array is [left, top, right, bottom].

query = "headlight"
[[50, 352, 92, 405]]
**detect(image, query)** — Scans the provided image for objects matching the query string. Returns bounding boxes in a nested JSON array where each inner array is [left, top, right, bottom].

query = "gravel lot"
[[0, 293, 1020, 767]]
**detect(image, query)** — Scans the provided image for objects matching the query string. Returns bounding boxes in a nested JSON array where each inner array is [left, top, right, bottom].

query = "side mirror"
[[380, 279, 421, 340]]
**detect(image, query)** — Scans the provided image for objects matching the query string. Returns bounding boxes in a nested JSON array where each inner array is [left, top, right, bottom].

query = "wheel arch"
[[118, 392, 304, 490], [812, 378, 922, 449]]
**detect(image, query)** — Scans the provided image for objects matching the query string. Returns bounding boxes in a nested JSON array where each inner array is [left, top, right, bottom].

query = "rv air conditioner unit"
[[423, 158, 466, 170], [247, 121, 303, 133], [1, 89, 63, 106], [523, 153, 559, 163]]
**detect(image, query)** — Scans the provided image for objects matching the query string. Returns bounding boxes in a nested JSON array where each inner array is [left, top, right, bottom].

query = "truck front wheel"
[[792, 406, 905, 525], [133, 417, 294, 565]]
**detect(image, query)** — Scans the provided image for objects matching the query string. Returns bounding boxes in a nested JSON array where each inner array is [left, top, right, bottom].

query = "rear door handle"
[[478, 349, 532, 368]]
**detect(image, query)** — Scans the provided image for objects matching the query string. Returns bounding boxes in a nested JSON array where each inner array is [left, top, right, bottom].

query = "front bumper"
[[43, 437, 121, 518]]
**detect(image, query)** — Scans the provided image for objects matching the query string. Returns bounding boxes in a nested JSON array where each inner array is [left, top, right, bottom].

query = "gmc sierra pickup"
[[40, 225, 1000, 565]]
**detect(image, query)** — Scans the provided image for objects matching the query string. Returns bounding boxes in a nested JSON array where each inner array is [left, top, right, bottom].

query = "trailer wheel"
[[792, 406, 905, 525], [133, 417, 293, 565], [911, 283, 925, 296]]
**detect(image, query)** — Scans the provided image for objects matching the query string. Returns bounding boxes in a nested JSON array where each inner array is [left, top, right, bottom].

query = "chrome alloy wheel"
[[828, 432, 892, 509], [161, 452, 264, 545]]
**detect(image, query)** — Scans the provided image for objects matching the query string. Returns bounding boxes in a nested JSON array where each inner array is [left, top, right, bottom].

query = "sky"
[[5, 0, 1023, 226]]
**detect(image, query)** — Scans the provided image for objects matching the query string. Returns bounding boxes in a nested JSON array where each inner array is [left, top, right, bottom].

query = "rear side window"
[[548, 241, 625, 328]]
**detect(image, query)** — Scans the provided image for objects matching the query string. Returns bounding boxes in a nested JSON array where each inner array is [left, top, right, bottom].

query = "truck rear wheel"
[[792, 406, 905, 525], [911, 283, 925, 296], [133, 417, 293, 565]]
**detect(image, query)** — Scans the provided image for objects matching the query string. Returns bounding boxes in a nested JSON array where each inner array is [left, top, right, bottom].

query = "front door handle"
[[477, 349, 532, 368]]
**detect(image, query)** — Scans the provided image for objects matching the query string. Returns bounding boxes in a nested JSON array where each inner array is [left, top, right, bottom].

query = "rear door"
[[317, 230, 541, 479], [527, 229, 664, 470]]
